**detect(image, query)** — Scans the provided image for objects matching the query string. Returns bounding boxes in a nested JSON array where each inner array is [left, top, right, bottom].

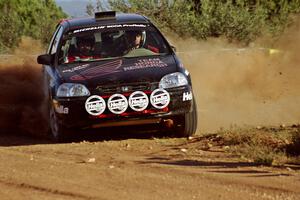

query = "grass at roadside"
[[215, 125, 300, 166]]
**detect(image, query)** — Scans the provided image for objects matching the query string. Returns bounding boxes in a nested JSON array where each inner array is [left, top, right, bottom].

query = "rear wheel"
[[175, 99, 198, 137]]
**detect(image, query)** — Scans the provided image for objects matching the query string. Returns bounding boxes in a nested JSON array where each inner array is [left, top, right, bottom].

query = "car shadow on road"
[[0, 124, 170, 147], [0, 129, 50, 147], [138, 157, 300, 173], [140, 157, 262, 168], [72, 125, 171, 142]]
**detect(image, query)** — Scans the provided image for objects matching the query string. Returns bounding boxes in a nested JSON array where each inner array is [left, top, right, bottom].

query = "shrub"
[[216, 126, 297, 166], [108, 0, 300, 44], [287, 128, 300, 156], [0, 0, 67, 51]]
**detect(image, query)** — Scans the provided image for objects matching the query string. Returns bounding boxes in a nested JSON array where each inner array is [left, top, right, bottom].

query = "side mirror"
[[171, 45, 177, 52], [37, 54, 53, 65]]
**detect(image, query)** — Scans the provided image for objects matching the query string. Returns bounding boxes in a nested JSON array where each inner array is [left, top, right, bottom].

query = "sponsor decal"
[[129, 91, 149, 111], [55, 105, 69, 114], [183, 91, 193, 101], [107, 94, 128, 114], [122, 24, 147, 28], [150, 89, 170, 109], [70, 59, 122, 81], [73, 26, 106, 33], [73, 24, 147, 34], [62, 64, 90, 73], [121, 86, 130, 92], [184, 69, 190, 76], [85, 95, 106, 116], [123, 58, 167, 71]]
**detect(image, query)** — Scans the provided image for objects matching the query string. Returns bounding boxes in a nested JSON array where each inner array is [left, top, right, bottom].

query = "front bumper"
[[52, 86, 194, 129]]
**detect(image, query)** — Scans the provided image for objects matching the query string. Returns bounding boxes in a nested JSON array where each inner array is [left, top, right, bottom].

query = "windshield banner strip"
[[73, 24, 147, 34]]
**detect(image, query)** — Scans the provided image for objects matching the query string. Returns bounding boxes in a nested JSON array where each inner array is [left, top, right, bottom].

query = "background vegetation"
[[1, 0, 300, 51], [217, 125, 300, 166], [0, 0, 66, 53], [104, 0, 300, 45]]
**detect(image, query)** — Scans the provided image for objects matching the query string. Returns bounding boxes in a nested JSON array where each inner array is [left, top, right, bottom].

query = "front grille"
[[94, 82, 158, 94]]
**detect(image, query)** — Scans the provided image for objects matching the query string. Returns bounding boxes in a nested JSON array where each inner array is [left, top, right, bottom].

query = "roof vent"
[[95, 11, 116, 20]]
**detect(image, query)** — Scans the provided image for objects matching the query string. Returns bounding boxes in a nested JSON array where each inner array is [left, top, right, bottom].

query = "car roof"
[[61, 13, 150, 30]]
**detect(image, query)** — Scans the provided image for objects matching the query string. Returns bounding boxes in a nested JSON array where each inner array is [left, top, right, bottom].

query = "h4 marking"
[[183, 92, 193, 101]]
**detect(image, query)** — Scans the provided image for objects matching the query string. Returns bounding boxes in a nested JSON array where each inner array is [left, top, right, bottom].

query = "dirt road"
[[1, 24, 300, 199], [0, 131, 299, 200]]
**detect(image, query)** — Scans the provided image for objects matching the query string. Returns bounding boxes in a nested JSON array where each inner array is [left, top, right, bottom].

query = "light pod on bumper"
[[85, 95, 106, 116], [150, 89, 170, 109], [128, 91, 149, 111], [107, 94, 128, 114]]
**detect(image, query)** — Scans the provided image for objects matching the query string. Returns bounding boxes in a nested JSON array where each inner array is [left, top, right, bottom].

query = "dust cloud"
[[169, 19, 300, 132], [0, 37, 48, 136]]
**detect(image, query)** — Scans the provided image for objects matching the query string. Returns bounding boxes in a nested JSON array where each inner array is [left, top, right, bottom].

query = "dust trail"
[[0, 37, 48, 135], [169, 19, 300, 133]]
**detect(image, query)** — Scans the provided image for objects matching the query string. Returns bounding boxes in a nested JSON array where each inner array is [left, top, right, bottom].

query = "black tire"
[[48, 105, 70, 142], [42, 68, 70, 142], [176, 98, 198, 137]]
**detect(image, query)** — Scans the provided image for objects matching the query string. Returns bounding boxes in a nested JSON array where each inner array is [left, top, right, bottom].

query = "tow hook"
[[162, 119, 174, 128]]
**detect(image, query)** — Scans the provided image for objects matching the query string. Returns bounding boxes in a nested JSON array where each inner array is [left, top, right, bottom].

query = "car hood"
[[57, 55, 177, 88]]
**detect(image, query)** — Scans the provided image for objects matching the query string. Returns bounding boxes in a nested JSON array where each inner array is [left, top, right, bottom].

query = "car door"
[[44, 25, 65, 97]]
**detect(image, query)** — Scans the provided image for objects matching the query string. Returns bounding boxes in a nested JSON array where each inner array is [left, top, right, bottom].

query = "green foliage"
[[86, 0, 106, 16], [242, 145, 276, 166], [0, 0, 22, 52], [108, 0, 300, 44], [86, 0, 95, 16], [217, 126, 300, 166], [0, 0, 67, 52]]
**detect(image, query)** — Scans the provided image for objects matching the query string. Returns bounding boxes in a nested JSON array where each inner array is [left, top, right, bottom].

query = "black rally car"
[[37, 11, 197, 140]]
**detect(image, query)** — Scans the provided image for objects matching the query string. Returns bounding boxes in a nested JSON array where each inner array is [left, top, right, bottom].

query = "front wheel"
[[48, 105, 70, 142], [175, 99, 198, 137]]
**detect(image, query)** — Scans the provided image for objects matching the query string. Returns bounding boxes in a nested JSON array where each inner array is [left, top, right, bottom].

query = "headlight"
[[57, 83, 90, 97], [159, 72, 188, 89]]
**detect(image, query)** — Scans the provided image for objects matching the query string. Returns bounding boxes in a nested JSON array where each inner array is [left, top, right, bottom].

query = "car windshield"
[[58, 24, 171, 64]]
